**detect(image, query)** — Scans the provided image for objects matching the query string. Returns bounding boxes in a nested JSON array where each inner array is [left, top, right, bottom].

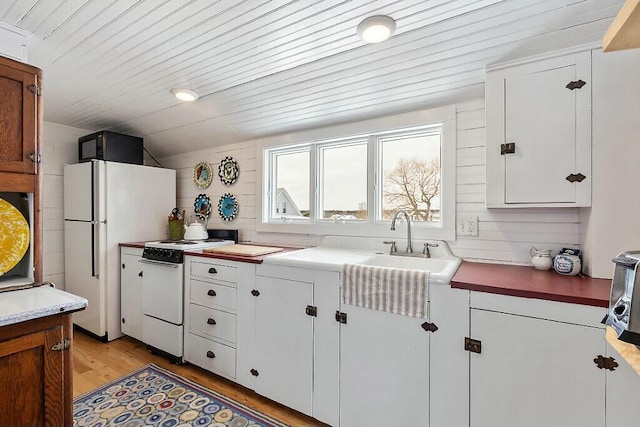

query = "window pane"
[[321, 143, 367, 220], [273, 150, 309, 219], [381, 130, 441, 223]]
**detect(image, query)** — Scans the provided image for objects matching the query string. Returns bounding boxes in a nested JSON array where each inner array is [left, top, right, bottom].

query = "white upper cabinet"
[[485, 49, 592, 208]]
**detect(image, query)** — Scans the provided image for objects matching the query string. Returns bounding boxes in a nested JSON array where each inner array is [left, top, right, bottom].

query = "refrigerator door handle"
[[91, 222, 100, 278], [91, 160, 98, 222]]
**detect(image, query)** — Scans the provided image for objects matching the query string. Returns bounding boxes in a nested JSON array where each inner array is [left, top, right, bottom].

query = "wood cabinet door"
[[120, 250, 144, 341], [0, 61, 38, 174], [469, 309, 604, 427], [253, 276, 313, 416], [0, 325, 64, 426], [340, 305, 430, 427]]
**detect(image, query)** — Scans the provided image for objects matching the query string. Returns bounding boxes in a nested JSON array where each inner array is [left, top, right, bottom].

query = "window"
[[258, 106, 456, 240]]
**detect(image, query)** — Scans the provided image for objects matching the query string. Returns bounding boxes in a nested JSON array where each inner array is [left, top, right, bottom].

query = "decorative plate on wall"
[[193, 162, 213, 188], [218, 156, 239, 185], [194, 194, 211, 219], [218, 193, 238, 221], [0, 198, 30, 276]]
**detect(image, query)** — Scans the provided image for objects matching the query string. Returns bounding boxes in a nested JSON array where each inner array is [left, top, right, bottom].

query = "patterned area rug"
[[73, 364, 289, 427]]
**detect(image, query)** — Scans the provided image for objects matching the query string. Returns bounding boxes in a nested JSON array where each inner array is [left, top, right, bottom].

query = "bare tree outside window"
[[384, 158, 440, 221]]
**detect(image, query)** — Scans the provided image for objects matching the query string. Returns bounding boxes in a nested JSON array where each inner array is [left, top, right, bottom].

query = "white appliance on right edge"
[[64, 160, 176, 341]]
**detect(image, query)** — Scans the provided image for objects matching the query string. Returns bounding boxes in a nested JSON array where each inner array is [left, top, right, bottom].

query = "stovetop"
[[145, 239, 234, 250]]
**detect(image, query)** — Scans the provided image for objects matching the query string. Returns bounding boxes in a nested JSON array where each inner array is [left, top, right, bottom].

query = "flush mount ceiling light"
[[357, 15, 396, 43], [171, 88, 199, 102]]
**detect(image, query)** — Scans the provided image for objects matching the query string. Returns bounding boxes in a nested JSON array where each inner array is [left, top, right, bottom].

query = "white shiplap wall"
[[41, 122, 94, 289], [161, 99, 580, 265]]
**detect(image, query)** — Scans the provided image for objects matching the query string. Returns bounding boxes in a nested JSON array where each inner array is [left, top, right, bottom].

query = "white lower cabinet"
[[242, 264, 340, 426], [120, 247, 144, 341], [184, 256, 248, 382], [339, 305, 430, 427], [605, 341, 640, 427], [468, 292, 608, 427]]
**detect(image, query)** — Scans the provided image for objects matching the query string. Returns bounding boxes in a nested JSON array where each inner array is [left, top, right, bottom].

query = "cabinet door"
[[0, 60, 38, 174], [253, 276, 313, 416], [0, 325, 64, 426], [120, 250, 143, 341], [605, 343, 640, 426], [486, 51, 591, 207], [469, 309, 604, 427], [340, 305, 430, 427]]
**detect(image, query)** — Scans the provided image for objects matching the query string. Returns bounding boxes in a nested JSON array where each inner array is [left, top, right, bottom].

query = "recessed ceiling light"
[[357, 15, 396, 44], [171, 88, 199, 102]]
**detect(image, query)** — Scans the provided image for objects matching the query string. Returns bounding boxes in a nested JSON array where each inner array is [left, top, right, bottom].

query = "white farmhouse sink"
[[262, 236, 461, 286], [358, 255, 460, 286]]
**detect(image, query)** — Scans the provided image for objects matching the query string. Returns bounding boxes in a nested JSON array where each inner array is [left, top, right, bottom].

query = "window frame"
[[256, 106, 457, 241]]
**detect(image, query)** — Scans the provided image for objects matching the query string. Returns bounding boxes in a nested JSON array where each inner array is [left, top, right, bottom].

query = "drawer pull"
[[207, 318, 216, 325], [207, 289, 216, 296], [208, 267, 217, 274], [250, 368, 259, 377], [251, 289, 260, 297], [206, 351, 215, 359]]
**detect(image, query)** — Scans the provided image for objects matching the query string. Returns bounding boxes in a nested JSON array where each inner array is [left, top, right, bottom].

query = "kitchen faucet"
[[390, 209, 413, 253]]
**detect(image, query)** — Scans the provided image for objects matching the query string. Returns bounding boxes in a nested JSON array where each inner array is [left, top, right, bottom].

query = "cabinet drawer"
[[190, 279, 236, 311], [189, 304, 236, 344], [190, 260, 237, 284], [186, 333, 236, 380]]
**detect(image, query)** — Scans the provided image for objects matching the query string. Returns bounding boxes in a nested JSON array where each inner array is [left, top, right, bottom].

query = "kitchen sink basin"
[[262, 237, 461, 286]]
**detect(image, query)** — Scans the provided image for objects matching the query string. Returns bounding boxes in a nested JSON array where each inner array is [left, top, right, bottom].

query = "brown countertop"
[[119, 242, 146, 248], [451, 261, 611, 307]]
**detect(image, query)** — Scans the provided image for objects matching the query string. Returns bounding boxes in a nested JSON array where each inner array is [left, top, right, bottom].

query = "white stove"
[[140, 238, 234, 361], [143, 239, 234, 263]]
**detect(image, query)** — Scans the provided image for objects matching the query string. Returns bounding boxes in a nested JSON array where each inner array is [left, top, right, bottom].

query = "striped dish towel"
[[341, 264, 429, 318]]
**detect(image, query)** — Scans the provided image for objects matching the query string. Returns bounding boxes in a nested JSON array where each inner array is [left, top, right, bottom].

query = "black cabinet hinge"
[[500, 143, 515, 155], [335, 311, 347, 324], [566, 173, 586, 183], [593, 355, 618, 371], [305, 305, 317, 317], [421, 322, 438, 333], [465, 337, 482, 354], [138, 271, 143, 277], [566, 80, 586, 90]]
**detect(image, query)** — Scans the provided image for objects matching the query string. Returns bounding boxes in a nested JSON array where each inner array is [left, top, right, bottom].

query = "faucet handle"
[[383, 241, 397, 254], [423, 242, 438, 257]]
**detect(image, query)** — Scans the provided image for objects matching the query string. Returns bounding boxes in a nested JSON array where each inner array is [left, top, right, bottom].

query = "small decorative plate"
[[0, 198, 30, 276], [218, 193, 238, 221], [193, 162, 213, 188], [218, 156, 239, 185], [194, 194, 211, 219]]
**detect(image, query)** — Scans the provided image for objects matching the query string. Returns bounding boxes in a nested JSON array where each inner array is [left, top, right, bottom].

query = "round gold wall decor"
[[0, 198, 30, 276]]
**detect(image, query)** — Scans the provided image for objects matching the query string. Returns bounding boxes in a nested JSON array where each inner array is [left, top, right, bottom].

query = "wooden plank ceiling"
[[0, 0, 624, 157]]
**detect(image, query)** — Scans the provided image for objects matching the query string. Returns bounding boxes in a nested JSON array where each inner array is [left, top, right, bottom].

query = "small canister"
[[553, 248, 581, 275]]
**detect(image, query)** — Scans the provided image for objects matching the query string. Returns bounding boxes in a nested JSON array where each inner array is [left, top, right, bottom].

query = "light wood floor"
[[72, 330, 326, 427]]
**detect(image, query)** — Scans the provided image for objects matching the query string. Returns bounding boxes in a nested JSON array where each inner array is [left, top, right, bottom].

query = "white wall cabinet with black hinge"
[[485, 48, 592, 208], [466, 291, 640, 427], [240, 264, 340, 427], [184, 256, 249, 382], [120, 246, 144, 342]]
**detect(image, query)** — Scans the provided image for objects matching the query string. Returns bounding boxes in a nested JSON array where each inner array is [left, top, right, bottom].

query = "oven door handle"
[[138, 259, 180, 268]]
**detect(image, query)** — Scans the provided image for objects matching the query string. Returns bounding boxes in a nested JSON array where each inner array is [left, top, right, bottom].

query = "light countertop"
[[0, 284, 87, 327]]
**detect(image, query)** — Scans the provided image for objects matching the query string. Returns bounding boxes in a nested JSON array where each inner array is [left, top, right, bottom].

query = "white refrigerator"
[[64, 160, 176, 341]]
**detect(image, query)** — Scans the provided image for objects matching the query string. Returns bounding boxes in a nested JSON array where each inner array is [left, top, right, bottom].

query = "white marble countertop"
[[0, 284, 88, 327]]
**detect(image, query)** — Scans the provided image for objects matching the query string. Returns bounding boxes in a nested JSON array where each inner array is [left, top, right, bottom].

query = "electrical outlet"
[[457, 216, 479, 237]]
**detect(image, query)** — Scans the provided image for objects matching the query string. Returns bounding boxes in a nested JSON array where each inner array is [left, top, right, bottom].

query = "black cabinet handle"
[[250, 369, 259, 376], [208, 267, 217, 274], [138, 271, 143, 277], [206, 351, 215, 358], [207, 289, 216, 296], [122, 263, 125, 269], [251, 289, 260, 297], [207, 318, 216, 325]]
